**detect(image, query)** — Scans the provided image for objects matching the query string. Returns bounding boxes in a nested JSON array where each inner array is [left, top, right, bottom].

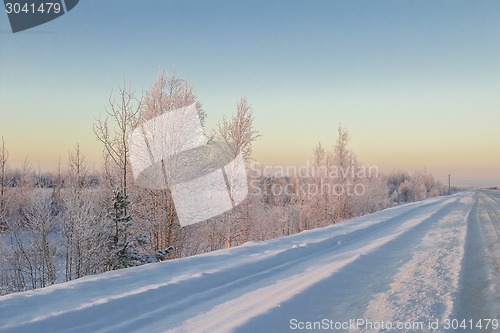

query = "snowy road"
[[0, 190, 499, 333]]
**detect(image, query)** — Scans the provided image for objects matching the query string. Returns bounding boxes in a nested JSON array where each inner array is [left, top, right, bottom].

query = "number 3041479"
[[5, 2, 62, 14]]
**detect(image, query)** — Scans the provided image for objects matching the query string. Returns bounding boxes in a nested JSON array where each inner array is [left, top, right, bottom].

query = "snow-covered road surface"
[[0, 190, 499, 333]]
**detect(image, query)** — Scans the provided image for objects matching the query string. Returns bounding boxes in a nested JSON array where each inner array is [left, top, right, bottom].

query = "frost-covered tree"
[[5, 197, 59, 291], [215, 97, 260, 162], [94, 82, 142, 202], [9, 159, 35, 223], [215, 97, 260, 247], [62, 192, 109, 280], [387, 169, 410, 204], [331, 125, 353, 221], [134, 72, 205, 254], [387, 169, 443, 205], [61, 144, 109, 280], [140, 72, 205, 124]]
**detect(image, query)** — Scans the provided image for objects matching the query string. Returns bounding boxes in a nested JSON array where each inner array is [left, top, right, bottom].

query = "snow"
[[0, 190, 498, 333]]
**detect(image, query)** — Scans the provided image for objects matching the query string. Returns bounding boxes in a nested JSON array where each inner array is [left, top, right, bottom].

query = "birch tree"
[[134, 72, 205, 254], [61, 144, 109, 279], [94, 82, 142, 201], [332, 125, 352, 221], [215, 97, 260, 247]]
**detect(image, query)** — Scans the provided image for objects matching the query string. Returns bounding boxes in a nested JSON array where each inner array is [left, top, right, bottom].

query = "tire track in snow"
[[452, 191, 500, 332], [361, 195, 473, 332]]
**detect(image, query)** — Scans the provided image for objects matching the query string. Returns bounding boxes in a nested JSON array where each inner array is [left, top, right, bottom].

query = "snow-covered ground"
[[0, 190, 499, 333]]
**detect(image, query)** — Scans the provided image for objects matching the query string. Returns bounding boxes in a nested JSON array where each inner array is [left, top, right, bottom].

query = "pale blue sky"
[[0, 0, 499, 185]]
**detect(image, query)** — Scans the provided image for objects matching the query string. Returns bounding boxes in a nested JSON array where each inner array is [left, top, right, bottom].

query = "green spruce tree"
[[108, 188, 147, 269]]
